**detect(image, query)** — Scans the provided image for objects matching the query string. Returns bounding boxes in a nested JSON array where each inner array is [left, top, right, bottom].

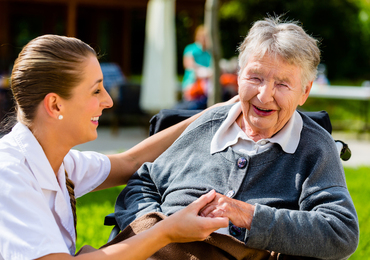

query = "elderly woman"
[[115, 17, 359, 259]]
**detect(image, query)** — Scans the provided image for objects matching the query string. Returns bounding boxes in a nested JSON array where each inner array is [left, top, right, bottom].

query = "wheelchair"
[[104, 109, 351, 242]]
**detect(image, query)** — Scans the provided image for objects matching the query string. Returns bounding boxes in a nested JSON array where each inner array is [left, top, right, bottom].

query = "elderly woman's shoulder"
[[180, 105, 232, 136], [300, 111, 336, 148], [204, 104, 233, 119]]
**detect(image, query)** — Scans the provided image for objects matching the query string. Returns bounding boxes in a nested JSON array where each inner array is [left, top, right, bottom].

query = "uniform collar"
[[210, 102, 303, 154], [12, 123, 60, 191]]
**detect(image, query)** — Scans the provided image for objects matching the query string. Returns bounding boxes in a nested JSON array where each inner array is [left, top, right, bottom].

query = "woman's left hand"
[[199, 191, 255, 230], [160, 190, 229, 243]]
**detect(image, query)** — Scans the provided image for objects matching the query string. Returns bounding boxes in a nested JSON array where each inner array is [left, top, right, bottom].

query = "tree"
[[205, 0, 222, 105], [219, 0, 370, 83]]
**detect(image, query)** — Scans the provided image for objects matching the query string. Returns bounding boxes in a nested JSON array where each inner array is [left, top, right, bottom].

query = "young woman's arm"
[[37, 190, 228, 260], [97, 96, 239, 190]]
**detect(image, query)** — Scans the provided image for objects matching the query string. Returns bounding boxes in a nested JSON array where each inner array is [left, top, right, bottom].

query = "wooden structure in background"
[[0, 0, 206, 76]]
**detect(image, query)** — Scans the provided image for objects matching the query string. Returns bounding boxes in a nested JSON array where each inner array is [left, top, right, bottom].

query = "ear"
[[299, 81, 313, 106], [43, 93, 62, 119]]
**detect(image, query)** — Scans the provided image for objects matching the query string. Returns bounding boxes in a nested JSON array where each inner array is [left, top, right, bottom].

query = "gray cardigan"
[[115, 105, 359, 259]]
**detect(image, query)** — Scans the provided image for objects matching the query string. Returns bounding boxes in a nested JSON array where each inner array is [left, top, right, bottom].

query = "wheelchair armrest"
[[104, 213, 118, 226], [104, 213, 121, 242]]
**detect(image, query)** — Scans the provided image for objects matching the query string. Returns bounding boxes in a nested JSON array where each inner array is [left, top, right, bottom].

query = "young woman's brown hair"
[[11, 35, 96, 127]]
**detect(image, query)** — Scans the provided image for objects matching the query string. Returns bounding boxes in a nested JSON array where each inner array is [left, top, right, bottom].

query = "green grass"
[[75, 185, 124, 251], [75, 167, 370, 258], [344, 167, 370, 259]]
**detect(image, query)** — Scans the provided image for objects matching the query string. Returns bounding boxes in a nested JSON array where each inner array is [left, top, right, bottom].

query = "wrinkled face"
[[62, 55, 113, 145], [238, 53, 312, 140]]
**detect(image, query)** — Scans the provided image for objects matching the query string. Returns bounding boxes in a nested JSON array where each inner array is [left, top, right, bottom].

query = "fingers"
[[202, 197, 256, 230], [199, 192, 224, 217], [187, 189, 217, 212], [200, 215, 229, 230], [199, 204, 217, 217], [165, 191, 229, 243], [183, 190, 229, 228]]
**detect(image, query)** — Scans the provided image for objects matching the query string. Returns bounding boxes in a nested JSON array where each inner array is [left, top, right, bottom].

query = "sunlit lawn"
[[75, 167, 370, 258], [345, 167, 370, 259], [76, 185, 124, 251]]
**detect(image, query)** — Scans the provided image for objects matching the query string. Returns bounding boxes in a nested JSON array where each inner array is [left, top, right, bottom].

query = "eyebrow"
[[275, 76, 291, 84], [248, 67, 292, 84], [248, 67, 261, 74], [90, 78, 103, 88]]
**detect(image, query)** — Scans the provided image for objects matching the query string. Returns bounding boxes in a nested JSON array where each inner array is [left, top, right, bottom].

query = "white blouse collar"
[[12, 123, 60, 191], [210, 102, 303, 154]]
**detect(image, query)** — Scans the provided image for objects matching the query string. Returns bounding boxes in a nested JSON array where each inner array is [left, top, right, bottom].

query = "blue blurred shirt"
[[182, 42, 212, 90]]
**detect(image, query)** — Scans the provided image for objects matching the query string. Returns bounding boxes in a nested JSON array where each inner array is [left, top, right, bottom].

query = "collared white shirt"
[[211, 102, 303, 155], [0, 123, 111, 259], [210, 102, 303, 235]]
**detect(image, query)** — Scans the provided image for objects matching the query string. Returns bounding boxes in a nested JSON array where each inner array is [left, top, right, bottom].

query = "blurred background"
[[1, 0, 370, 132], [1, 1, 369, 258]]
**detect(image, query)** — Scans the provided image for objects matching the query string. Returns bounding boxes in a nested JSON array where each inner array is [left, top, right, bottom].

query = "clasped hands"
[[163, 189, 255, 244], [199, 190, 255, 230]]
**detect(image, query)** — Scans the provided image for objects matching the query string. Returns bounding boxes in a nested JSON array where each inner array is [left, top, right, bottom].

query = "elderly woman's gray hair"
[[238, 16, 320, 88]]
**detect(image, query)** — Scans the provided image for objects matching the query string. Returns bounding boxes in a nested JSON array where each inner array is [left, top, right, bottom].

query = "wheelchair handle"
[[335, 140, 352, 161]]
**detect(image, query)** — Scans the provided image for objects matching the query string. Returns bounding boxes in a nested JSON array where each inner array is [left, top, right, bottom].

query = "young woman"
[[0, 35, 233, 260]]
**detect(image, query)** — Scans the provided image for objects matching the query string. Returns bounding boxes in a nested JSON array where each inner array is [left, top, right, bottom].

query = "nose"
[[257, 82, 275, 104], [101, 88, 114, 109]]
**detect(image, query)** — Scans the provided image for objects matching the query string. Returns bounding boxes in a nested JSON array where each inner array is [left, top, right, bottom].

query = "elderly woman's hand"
[[159, 190, 229, 244], [199, 192, 255, 230]]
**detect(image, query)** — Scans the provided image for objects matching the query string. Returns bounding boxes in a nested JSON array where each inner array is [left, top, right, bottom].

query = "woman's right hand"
[[37, 190, 228, 260], [158, 190, 229, 243]]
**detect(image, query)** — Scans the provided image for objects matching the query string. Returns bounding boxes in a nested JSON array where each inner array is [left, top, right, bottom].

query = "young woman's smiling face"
[[61, 55, 113, 146], [238, 53, 312, 140]]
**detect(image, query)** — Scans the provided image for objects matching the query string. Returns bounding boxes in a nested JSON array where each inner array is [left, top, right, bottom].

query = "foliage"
[[218, 0, 370, 83], [75, 168, 370, 258], [300, 97, 368, 131]]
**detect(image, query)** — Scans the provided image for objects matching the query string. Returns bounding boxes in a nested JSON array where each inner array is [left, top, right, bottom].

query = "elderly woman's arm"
[[201, 188, 358, 259], [249, 188, 358, 259], [200, 151, 359, 260]]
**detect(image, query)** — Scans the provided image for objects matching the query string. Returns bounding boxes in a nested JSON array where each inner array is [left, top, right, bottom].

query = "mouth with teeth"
[[91, 116, 100, 125], [253, 105, 274, 116]]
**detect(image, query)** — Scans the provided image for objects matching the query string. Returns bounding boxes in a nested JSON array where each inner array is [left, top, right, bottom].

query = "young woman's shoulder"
[[0, 133, 27, 168], [64, 150, 111, 197]]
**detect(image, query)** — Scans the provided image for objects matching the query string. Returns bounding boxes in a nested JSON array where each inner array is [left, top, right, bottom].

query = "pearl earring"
[[58, 115, 63, 120]]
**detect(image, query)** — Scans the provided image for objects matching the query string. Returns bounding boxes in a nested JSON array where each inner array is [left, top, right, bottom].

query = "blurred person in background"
[[177, 25, 212, 110]]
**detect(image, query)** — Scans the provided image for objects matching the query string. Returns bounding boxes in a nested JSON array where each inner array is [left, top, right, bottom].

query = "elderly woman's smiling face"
[[238, 53, 312, 141]]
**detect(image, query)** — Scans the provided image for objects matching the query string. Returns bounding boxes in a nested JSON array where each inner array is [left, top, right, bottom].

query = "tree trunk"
[[205, 0, 222, 106]]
